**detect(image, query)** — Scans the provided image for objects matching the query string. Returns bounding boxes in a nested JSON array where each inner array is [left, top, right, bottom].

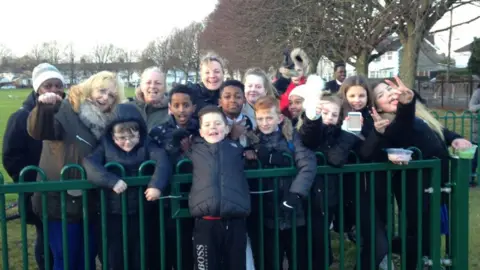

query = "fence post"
[[450, 158, 470, 270]]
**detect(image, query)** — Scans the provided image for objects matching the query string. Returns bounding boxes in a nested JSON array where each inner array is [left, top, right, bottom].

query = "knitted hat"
[[32, 63, 65, 92], [288, 75, 325, 100]]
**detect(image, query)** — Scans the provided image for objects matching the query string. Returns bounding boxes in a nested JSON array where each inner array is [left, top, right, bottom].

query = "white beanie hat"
[[32, 63, 65, 92], [288, 74, 325, 100]]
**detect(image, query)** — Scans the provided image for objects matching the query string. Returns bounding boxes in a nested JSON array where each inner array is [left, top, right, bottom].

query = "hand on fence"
[[384, 76, 414, 104], [371, 108, 390, 134], [281, 192, 301, 211], [452, 138, 472, 150], [38, 92, 62, 104], [113, 180, 127, 194], [244, 150, 257, 160], [145, 188, 161, 201]]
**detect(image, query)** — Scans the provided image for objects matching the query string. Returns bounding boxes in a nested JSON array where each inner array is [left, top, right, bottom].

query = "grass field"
[[0, 89, 478, 269]]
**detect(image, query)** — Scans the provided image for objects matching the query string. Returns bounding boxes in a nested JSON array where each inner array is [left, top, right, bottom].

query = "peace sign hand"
[[384, 76, 414, 105], [371, 107, 390, 134]]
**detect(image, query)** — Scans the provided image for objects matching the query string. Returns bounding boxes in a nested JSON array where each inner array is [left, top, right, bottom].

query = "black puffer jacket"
[[186, 137, 250, 218], [189, 83, 220, 115], [251, 129, 317, 230], [83, 103, 171, 215], [299, 116, 360, 212], [2, 92, 43, 224]]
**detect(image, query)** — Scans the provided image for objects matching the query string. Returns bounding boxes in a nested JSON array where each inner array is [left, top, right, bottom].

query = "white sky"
[[2, 0, 218, 56], [1, 1, 479, 60]]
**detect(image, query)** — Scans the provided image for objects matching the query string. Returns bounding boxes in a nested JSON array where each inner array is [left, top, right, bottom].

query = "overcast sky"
[[2, 1, 479, 58], [2, 0, 217, 56]]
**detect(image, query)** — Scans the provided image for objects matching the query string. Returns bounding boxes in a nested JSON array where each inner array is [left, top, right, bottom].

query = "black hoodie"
[[2, 91, 42, 223], [83, 103, 172, 215]]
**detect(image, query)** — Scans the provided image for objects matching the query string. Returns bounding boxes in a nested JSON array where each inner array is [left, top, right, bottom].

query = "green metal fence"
[[0, 152, 471, 270]]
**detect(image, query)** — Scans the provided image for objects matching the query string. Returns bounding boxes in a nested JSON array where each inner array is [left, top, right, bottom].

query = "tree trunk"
[[355, 50, 369, 76], [399, 24, 424, 89]]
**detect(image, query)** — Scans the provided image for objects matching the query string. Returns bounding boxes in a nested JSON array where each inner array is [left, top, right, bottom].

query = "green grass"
[[0, 89, 477, 269]]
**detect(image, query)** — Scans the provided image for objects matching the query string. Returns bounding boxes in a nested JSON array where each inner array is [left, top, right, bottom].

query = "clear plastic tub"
[[385, 148, 413, 162], [454, 145, 477, 159]]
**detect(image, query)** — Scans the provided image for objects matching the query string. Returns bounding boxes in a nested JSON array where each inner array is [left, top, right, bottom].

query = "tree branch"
[[430, 15, 480, 34]]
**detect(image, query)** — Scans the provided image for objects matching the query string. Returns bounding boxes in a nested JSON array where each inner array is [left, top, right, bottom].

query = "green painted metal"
[[0, 150, 470, 269]]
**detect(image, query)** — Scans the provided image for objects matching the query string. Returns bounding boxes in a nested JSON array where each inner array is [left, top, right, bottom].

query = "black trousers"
[[311, 207, 335, 269], [193, 218, 247, 270], [106, 214, 141, 270], [146, 210, 194, 270], [263, 226, 308, 270]]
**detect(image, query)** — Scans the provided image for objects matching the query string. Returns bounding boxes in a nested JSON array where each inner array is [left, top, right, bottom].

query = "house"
[[368, 36, 449, 78], [454, 41, 473, 68]]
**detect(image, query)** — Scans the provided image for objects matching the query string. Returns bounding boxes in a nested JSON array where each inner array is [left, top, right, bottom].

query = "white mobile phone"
[[347, 112, 362, 132]]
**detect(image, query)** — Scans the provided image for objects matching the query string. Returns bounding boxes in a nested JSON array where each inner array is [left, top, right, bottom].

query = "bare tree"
[[91, 44, 122, 71], [79, 55, 95, 78], [41, 41, 63, 64], [141, 37, 172, 71], [0, 44, 13, 71], [118, 49, 139, 85], [63, 43, 78, 85], [169, 22, 204, 81], [29, 44, 45, 64]]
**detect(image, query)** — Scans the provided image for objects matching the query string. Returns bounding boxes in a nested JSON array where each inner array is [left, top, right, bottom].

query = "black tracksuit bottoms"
[[193, 218, 247, 270], [106, 214, 141, 270]]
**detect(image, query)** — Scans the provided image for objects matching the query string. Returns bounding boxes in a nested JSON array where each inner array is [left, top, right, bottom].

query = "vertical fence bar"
[[430, 161, 442, 269], [355, 171, 361, 270], [100, 189, 108, 270], [338, 173, 344, 270], [82, 189, 90, 270], [158, 200, 166, 270], [59, 172, 70, 270], [40, 172, 51, 270], [0, 173, 9, 270], [121, 190, 128, 270], [273, 177, 280, 270], [416, 168, 424, 270], [258, 175, 265, 270], [18, 172, 29, 270], [138, 161, 154, 270], [400, 170, 406, 270], [450, 158, 470, 270], [386, 170, 392, 270], [369, 172, 375, 270]]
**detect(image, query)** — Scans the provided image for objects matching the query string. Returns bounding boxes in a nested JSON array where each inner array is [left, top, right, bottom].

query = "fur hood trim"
[[291, 48, 311, 75]]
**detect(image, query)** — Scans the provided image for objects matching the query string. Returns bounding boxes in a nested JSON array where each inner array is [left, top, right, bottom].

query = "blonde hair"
[[200, 51, 225, 72], [416, 102, 445, 141], [69, 71, 125, 112], [244, 67, 279, 98]]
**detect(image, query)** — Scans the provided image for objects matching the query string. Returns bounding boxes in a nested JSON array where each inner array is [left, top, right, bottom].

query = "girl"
[[338, 75, 374, 139], [242, 67, 279, 129], [362, 76, 471, 269]]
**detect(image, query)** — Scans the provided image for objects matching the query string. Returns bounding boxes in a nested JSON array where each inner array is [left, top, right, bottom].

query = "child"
[[83, 103, 171, 270], [299, 93, 390, 269], [186, 105, 251, 270], [338, 75, 374, 139], [242, 68, 279, 129], [149, 84, 198, 270], [252, 96, 317, 270]]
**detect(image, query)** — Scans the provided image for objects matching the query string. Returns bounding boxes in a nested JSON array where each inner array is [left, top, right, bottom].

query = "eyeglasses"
[[113, 134, 140, 143]]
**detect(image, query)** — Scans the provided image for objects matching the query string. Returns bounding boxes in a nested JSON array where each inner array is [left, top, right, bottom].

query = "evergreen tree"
[[468, 38, 480, 76]]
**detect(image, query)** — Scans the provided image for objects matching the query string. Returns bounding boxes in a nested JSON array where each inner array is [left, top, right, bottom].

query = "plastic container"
[[454, 145, 477, 159], [385, 148, 413, 162]]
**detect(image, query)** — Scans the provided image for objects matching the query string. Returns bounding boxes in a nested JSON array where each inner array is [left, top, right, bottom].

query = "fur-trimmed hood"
[[290, 48, 311, 75]]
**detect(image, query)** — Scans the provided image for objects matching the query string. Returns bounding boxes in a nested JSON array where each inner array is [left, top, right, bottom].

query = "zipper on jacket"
[[76, 135, 92, 147]]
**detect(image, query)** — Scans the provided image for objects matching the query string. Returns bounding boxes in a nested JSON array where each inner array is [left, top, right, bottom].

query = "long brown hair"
[[338, 75, 372, 114]]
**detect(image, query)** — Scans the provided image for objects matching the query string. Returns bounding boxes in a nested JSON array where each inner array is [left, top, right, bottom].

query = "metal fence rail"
[[0, 153, 471, 270]]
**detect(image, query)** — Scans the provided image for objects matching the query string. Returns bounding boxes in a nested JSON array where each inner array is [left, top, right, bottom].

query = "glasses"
[[113, 134, 140, 143]]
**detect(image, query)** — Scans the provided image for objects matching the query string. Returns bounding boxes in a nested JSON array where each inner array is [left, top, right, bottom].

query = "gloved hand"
[[281, 192, 301, 211], [255, 145, 271, 165], [171, 128, 190, 146]]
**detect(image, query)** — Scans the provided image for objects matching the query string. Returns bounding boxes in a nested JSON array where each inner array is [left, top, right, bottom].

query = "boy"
[[251, 96, 317, 269], [149, 84, 198, 270], [83, 103, 171, 270], [218, 80, 256, 150], [186, 105, 251, 270]]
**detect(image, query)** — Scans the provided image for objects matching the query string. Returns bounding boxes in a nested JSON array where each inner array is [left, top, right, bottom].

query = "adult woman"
[[132, 67, 169, 132], [27, 71, 125, 270], [189, 52, 225, 113], [362, 77, 471, 269]]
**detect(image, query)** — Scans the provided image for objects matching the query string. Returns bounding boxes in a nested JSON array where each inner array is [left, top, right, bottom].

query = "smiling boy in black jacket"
[[83, 103, 171, 270], [251, 96, 317, 270], [186, 105, 250, 270]]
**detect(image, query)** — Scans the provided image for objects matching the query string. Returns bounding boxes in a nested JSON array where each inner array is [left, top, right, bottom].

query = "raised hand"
[[384, 76, 414, 104], [371, 107, 390, 134], [230, 119, 247, 140]]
